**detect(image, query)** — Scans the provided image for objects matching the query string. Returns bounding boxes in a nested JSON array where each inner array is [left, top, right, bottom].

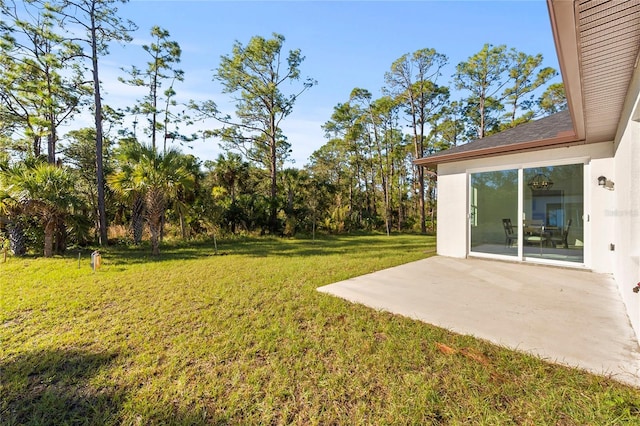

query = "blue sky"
[[95, 0, 561, 167]]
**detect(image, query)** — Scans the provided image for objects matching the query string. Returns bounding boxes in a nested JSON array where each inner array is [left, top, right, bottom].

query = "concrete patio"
[[318, 256, 640, 387]]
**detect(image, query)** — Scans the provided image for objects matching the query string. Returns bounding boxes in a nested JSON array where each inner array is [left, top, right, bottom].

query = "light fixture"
[[598, 175, 614, 190], [527, 173, 554, 190]]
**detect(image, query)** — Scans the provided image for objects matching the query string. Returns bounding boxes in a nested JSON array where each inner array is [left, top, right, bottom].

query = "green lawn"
[[2, 234, 639, 425]]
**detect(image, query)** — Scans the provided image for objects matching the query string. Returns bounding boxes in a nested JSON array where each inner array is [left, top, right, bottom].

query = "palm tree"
[[109, 143, 194, 255], [170, 153, 202, 240], [2, 162, 78, 257], [110, 139, 146, 244], [211, 152, 249, 233], [0, 186, 27, 256]]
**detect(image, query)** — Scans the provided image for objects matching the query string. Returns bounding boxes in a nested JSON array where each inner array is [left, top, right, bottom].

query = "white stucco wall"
[[435, 171, 468, 258], [589, 155, 617, 273], [436, 141, 615, 272], [612, 89, 640, 339]]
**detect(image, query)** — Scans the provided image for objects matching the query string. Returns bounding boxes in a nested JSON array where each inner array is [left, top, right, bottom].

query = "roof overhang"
[[549, 0, 640, 145], [415, 131, 582, 167], [547, 0, 586, 141]]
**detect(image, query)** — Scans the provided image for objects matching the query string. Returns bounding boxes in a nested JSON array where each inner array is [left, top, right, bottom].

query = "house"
[[415, 0, 640, 341]]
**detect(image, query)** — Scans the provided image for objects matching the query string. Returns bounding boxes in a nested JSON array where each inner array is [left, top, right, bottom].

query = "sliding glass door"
[[522, 164, 583, 263], [470, 163, 584, 264], [470, 169, 519, 257]]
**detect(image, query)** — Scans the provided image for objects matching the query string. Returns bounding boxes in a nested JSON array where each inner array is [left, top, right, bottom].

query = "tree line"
[[0, 0, 566, 256]]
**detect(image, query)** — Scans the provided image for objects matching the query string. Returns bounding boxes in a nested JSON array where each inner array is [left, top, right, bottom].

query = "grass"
[[1, 234, 639, 425]]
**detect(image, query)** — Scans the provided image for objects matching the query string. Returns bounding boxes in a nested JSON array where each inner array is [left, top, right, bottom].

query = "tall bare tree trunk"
[[48, 121, 56, 164], [416, 165, 426, 234], [269, 120, 278, 234], [91, 13, 108, 246]]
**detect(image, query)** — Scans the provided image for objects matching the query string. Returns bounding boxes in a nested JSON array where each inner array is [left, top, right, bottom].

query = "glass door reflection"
[[522, 165, 583, 263], [470, 170, 518, 257]]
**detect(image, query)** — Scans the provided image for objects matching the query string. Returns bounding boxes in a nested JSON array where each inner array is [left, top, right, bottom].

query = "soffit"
[[576, 0, 640, 143]]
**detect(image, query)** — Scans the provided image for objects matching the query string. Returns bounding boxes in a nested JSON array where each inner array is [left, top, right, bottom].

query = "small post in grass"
[[91, 250, 101, 272], [78, 251, 81, 269]]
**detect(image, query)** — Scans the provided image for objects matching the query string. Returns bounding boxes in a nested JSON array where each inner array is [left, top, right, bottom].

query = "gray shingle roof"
[[419, 110, 576, 165]]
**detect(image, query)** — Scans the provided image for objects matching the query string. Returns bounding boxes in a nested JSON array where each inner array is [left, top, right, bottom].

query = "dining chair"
[[551, 219, 572, 248], [502, 218, 517, 247]]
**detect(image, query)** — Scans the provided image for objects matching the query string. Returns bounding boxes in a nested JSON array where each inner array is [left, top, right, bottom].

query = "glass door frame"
[[467, 158, 589, 268]]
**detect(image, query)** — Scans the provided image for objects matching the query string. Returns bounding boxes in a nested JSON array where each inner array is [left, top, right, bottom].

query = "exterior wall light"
[[598, 175, 614, 190]]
